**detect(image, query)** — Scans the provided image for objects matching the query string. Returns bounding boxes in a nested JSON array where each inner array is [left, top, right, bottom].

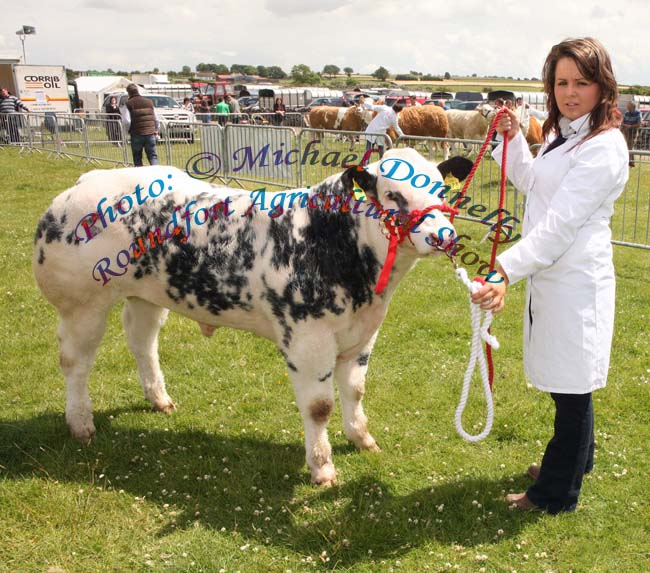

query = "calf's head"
[[344, 148, 472, 255]]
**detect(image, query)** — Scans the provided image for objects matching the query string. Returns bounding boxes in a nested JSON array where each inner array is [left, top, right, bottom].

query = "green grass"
[[1, 147, 650, 572]]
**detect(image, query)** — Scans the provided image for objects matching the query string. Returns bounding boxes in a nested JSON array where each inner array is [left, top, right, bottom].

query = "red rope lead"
[[485, 123, 509, 390], [371, 199, 459, 294], [447, 108, 510, 391]]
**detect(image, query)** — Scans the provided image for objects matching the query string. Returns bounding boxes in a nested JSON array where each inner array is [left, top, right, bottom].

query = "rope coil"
[[450, 107, 510, 442], [454, 267, 497, 442]]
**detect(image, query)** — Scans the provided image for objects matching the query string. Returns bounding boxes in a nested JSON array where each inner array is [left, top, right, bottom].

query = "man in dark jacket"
[[123, 83, 159, 166]]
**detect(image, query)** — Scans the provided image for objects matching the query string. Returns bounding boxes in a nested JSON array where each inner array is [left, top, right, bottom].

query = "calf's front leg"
[[335, 342, 380, 452]]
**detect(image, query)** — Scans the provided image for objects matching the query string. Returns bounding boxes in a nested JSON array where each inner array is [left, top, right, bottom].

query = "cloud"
[[84, 0, 158, 11], [265, 0, 350, 17]]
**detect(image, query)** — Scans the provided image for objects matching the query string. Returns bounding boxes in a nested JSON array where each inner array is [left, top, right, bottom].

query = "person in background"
[[0, 86, 29, 144], [472, 37, 629, 514], [225, 94, 240, 124], [273, 97, 286, 126], [199, 98, 211, 123], [104, 96, 122, 143], [360, 96, 404, 158], [621, 101, 641, 167], [182, 97, 194, 113], [408, 95, 421, 107], [215, 97, 230, 126], [505, 99, 515, 110], [492, 99, 506, 141], [122, 83, 159, 167], [225, 94, 240, 114], [436, 99, 449, 110]]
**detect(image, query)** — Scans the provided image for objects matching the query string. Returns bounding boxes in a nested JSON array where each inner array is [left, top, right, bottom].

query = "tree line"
[[71, 63, 462, 87]]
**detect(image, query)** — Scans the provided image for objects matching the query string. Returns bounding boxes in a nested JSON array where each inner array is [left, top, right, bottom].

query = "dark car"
[[430, 91, 454, 100], [455, 91, 485, 102], [238, 96, 259, 112], [446, 100, 481, 110]]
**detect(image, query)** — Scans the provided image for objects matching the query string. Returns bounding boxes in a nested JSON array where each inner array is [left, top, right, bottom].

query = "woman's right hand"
[[496, 108, 521, 141]]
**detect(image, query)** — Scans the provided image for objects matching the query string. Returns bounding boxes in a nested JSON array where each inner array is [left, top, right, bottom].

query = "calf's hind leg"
[[284, 332, 338, 486], [58, 306, 110, 443], [122, 297, 175, 413]]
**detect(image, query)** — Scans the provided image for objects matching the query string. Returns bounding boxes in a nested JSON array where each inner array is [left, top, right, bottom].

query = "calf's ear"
[[341, 165, 378, 199], [437, 156, 473, 182]]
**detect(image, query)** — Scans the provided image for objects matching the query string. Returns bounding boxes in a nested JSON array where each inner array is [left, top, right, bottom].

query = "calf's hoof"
[[351, 434, 381, 452], [360, 435, 381, 452], [311, 463, 337, 487], [153, 400, 176, 414], [67, 418, 96, 445]]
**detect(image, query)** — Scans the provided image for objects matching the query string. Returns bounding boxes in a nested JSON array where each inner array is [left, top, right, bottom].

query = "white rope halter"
[[454, 267, 498, 442]]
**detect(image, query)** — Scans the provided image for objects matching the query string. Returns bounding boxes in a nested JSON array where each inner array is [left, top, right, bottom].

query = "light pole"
[[15, 25, 36, 63]]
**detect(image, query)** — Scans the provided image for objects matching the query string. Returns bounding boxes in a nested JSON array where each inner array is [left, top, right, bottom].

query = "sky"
[[1, 0, 647, 85]]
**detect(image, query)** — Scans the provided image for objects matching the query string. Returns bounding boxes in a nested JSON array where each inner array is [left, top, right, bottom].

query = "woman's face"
[[110, 97, 116, 105], [554, 57, 601, 121]]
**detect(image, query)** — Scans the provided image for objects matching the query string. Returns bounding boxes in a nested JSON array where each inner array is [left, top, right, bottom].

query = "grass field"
[[1, 147, 649, 573]]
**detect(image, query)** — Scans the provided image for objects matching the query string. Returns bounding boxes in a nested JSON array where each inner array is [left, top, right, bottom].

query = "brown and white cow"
[[387, 105, 451, 160], [33, 148, 472, 486]]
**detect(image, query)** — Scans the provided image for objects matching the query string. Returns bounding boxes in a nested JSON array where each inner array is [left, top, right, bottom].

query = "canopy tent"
[[75, 76, 132, 111]]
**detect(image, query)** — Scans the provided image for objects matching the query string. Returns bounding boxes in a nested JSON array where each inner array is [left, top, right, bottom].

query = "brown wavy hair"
[[541, 37, 619, 143]]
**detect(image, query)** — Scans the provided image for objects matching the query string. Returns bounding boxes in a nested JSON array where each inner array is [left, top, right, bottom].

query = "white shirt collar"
[[560, 113, 591, 138]]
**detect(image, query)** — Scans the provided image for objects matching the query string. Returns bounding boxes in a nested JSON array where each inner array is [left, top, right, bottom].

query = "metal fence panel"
[[20, 113, 58, 155], [393, 134, 523, 236], [221, 124, 299, 188], [50, 113, 88, 160], [162, 120, 226, 182], [297, 128, 392, 187], [84, 115, 129, 165], [612, 149, 650, 249], [0, 113, 29, 146]]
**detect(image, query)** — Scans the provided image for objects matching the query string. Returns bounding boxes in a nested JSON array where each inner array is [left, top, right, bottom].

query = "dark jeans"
[[526, 392, 595, 514], [131, 133, 159, 167]]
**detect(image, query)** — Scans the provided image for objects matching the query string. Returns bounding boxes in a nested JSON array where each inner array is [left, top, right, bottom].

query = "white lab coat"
[[492, 114, 629, 394], [362, 102, 404, 144]]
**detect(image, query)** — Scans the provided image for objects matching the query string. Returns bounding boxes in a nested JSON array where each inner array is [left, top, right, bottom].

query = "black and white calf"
[[33, 148, 471, 486]]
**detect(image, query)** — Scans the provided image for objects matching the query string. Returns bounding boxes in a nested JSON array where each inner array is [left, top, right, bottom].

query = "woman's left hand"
[[470, 266, 509, 313]]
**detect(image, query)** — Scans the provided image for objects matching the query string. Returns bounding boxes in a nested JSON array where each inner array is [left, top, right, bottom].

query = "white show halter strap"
[[454, 267, 498, 442]]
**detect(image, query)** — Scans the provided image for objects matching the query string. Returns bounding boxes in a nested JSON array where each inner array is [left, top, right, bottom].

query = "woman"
[[273, 97, 286, 126], [181, 97, 194, 113], [472, 37, 629, 514], [104, 96, 121, 143]]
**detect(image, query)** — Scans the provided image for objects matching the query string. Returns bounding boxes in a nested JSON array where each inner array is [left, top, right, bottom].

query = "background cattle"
[[33, 149, 472, 487], [306, 104, 373, 149], [523, 114, 544, 149], [387, 105, 450, 160], [445, 103, 496, 155]]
